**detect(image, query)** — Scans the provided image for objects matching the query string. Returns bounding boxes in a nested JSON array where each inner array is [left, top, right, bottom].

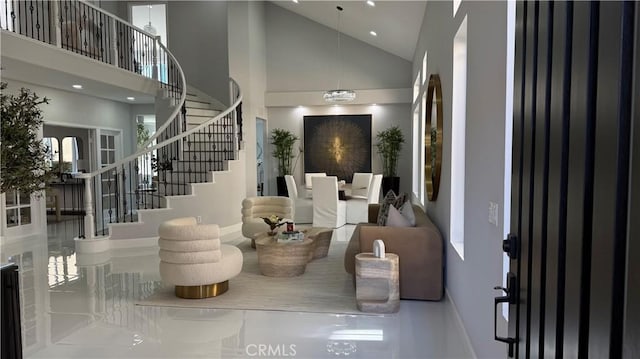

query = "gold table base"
[[175, 280, 229, 299]]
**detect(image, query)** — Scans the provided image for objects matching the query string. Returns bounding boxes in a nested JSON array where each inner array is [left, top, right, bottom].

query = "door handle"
[[503, 233, 518, 259], [494, 272, 516, 357]]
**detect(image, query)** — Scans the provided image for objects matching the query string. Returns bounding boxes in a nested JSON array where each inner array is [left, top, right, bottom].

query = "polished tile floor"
[[1, 220, 474, 359]]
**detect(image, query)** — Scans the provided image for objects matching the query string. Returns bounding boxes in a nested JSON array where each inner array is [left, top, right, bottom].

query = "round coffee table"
[[254, 233, 314, 277]]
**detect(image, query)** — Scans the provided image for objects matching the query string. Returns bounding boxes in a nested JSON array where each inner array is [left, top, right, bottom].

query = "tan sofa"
[[344, 204, 444, 300]]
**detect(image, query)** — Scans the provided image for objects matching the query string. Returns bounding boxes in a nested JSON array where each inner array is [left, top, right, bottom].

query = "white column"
[[77, 174, 95, 238], [152, 36, 160, 80]]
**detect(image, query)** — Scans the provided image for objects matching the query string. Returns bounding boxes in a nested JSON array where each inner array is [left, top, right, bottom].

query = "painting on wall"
[[303, 115, 372, 182]]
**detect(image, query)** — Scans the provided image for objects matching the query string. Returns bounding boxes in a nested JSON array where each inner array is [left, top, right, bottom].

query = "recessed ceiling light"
[[367, 1, 375, 7], [72, 84, 82, 89], [292, 0, 298, 3], [370, 31, 377, 36], [126, 97, 135, 101]]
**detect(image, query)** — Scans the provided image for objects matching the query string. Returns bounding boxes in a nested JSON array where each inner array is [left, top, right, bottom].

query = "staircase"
[[1, 0, 246, 249], [106, 90, 247, 242]]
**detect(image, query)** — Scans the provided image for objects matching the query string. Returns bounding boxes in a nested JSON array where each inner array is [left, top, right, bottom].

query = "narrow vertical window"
[[450, 15, 468, 258]]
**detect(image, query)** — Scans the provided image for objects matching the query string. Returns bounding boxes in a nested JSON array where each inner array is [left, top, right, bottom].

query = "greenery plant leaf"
[[270, 129, 298, 176], [375, 126, 405, 177], [1, 82, 55, 195]]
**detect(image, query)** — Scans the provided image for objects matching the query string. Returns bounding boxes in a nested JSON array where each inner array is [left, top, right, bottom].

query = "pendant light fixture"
[[143, 5, 157, 35], [323, 6, 356, 103]]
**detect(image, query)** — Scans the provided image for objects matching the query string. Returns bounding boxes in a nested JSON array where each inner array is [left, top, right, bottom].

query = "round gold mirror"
[[425, 74, 443, 201]]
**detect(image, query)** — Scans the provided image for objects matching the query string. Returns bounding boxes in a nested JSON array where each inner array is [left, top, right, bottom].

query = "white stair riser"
[[173, 161, 225, 172], [185, 100, 211, 109], [158, 171, 212, 183], [186, 108, 221, 117], [182, 141, 234, 152], [155, 183, 192, 196], [186, 115, 214, 125]]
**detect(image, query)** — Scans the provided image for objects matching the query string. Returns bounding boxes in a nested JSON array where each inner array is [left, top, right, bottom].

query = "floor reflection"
[[0, 221, 474, 359]]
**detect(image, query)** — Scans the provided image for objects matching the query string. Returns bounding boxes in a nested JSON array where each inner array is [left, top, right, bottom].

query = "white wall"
[[4, 80, 135, 159], [167, 1, 230, 105], [266, 104, 412, 197], [229, 1, 268, 198], [412, 1, 510, 357], [265, 3, 411, 92]]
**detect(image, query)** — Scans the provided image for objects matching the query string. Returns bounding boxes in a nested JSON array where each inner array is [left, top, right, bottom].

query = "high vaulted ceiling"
[[271, 0, 426, 61]]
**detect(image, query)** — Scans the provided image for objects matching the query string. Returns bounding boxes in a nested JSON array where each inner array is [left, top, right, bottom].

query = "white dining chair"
[[346, 174, 383, 224], [304, 172, 326, 189], [312, 176, 346, 228], [350, 173, 373, 198], [284, 175, 313, 223]]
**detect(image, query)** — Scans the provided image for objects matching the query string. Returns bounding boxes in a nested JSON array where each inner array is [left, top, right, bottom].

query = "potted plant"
[[1, 82, 55, 195], [375, 126, 405, 195], [270, 128, 298, 196]]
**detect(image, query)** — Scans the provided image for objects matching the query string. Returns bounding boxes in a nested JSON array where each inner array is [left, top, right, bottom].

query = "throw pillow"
[[399, 201, 416, 226], [377, 190, 409, 226], [386, 204, 412, 227]]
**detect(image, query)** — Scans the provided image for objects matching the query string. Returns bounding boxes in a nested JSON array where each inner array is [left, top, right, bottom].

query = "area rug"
[[136, 238, 378, 315]]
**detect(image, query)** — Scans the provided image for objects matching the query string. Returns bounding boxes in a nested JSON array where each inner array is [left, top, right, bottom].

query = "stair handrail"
[[76, 78, 241, 180]]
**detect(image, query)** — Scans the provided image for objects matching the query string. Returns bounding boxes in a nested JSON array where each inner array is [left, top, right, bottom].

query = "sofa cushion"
[[386, 205, 412, 227], [399, 201, 416, 226], [376, 191, 408, 226]]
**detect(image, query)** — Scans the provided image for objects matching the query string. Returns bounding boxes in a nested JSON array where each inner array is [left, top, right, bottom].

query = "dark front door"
[[499, 1, 639, 357]]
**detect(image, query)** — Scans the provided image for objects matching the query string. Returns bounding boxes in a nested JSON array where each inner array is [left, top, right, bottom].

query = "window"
[[43, 137, 60, 170], [62, 137, 80, 173], [453, 0, 462, 17], [412, 107, 421, 200], [450, 15, 468, 258], [413, 73, 421, 103], [5, 191, 31, 227], [422, 52, 428, 85]]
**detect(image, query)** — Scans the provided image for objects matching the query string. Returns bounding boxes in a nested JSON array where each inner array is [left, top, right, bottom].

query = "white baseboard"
[[445, 288, 478, 359]]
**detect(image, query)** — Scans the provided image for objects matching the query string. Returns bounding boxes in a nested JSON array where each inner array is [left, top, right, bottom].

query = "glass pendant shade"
[[323, 89, 356, 102]]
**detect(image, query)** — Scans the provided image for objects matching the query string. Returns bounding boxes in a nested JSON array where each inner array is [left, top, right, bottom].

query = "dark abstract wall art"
[[303, 115, 372, 182]]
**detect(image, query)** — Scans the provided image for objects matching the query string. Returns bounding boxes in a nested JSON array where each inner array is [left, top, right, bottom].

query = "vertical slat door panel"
[[529, 2, 552, 357], [561, 2, 592, 357], [518, 1, 538, 356], [508, 1, 637, 357], [588, 2, 625, 357], [543, 2, 567, 356], [509, 1, 526, 355], [623, 5, 640, 353]]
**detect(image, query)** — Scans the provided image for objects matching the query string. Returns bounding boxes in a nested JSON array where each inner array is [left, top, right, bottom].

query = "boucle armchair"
[[158, 217, 243, 299], [242, 196, 293, 247]]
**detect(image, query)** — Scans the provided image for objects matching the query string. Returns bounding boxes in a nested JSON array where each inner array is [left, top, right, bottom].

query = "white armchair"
[[242, 196, 293, 247], [284, 175, 313, 223], [312, 176, 346, 228], [350, 173, 373, 198], [346, 174, 383, 224], [158, 217, 243, 298]]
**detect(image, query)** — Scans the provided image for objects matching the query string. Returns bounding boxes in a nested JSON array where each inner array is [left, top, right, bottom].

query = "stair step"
[[186, 108, 221, 117], [186, 93, 200, 102], [186, 114, 217, 125], [185, 99, 212, 109], [173, 161, 227, 172]]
